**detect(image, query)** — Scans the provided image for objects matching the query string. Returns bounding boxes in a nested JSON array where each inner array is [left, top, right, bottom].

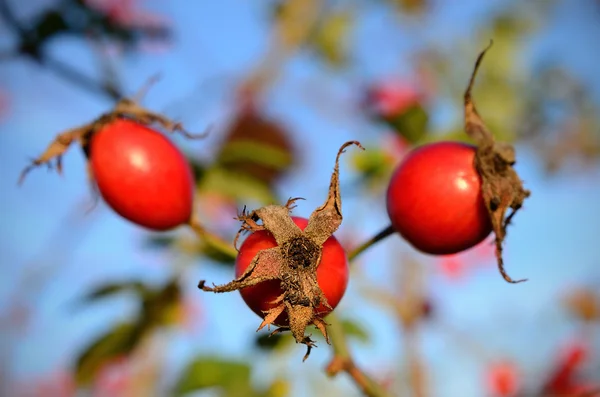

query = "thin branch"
[[42, 55, 122, 100], [404, 327, 427, 397], [0, 0, 123, 100], [0, 0, 25, 34], [325, 314, 395, 397], [0, 49, 17, 60], [238, 0, 324, 101], [187, 217, 238, 261], [348, 224, 395, 262]]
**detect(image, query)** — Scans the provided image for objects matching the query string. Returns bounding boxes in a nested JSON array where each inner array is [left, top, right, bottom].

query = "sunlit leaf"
[[140, 278, 183, 327], [74, 322, 143, 386], [174, 356, 257, 397], [341, 318, 370, 344], [216, 111, 296, 187], [75, 281, 148, 306], [188, 158, 208, 184], [200, 167, 277, 205], [264, 378, 290, 397], [311, 10, 353, 68], [144, 235, 176, 250], [198, 241, 237, 267], [254, 331, 291, 351], [384, 105, 429, 144]]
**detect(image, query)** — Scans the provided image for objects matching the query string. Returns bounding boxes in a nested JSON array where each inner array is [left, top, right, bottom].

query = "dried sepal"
[[18, 81, 207, 187], [199, 141, 362, 360], [198, 247, 282, 292], [304, 141, 364, 245], [111, 99, 210, 140], [18, 124, 88, 185], [464, 41, 531, 284]]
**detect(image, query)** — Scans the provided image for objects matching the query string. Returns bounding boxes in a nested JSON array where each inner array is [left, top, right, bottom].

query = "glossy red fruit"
[[386, 141, 492, 255], [90, 118, 194, 231], [235, 217, 348, 325]]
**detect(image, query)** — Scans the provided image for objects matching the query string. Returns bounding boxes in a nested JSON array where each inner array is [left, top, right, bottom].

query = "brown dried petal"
[[304, 141, 364, 245]]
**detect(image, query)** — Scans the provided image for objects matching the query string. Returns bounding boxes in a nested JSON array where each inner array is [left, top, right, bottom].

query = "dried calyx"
[[18, 80, 206, 187], [198, 141, 363, 361], [464, 41, 531, 284]]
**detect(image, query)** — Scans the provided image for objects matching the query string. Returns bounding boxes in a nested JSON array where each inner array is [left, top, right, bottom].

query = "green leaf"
[[254, 332, 290, 351], [311, 10, 353, 69], [350, 146, 392, 178], [263, 378, 290, 397], [198, 240, 236, 267], [140, 278, 183, 327], [218, 140, 294, 171], [200, 167, 277, 205], [385, 104, 429, 144], [174, 356, 257, 397], [188, 157, 208, 184], [74, 322, 143, 386], [341, 318, 370, 344], [144, 235, 176, 250], [76, 281, 148, 306]]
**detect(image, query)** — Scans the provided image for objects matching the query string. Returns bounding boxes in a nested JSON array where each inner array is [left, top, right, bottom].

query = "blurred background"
[[0, 0, 599, 396]]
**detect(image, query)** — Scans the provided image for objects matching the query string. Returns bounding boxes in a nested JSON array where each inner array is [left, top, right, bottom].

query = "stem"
[[187, 218, 238, 261], [325, 314, 395, 397], [42, 55, 122, 101], [348, 224, 395, 262], [404, 326, 427, 397]]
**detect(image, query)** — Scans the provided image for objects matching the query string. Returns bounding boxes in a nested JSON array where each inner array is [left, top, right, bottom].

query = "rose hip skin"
[[235, 217, 348, 326], [386, 141, 492, 255], [90, 118, 194, 231]]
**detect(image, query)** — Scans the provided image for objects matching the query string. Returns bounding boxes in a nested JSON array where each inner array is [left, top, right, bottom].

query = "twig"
[[238, 0, 324, 101], [187, 217, 238, 261], [0, 0, 123, 100], [0, 0, 25, 34], [325, 313, 395, 397], [41, 55, 123, 100], [348, 224, 395, 262], [404, 327, 427, 397], [398, 257, 428, 397]]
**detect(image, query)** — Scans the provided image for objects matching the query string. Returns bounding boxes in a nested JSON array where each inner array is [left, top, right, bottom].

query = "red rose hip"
[[235, 217, 348, 326], [90, 118, 195, 231], [386, 141, 492, 255]]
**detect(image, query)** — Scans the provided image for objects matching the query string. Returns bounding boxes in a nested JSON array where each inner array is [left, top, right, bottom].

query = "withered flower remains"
[[464, 41, 531, 283], [18, 80, 205, 187], [198, 141, 363, 361]]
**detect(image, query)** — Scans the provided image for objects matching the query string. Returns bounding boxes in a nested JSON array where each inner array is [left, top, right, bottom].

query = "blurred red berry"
[[84, 0, 166, 28], [543, 341, 590, 395], [365, 81, 423, 118], [486, 360, 520, 397], [16, 370, 75, 397], [439, 255, 465, 281], [438, 239, 496, 281], [94, 356, 132, 397]]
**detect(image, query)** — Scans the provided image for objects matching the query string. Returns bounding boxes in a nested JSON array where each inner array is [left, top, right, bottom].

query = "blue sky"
[[1, 1, 599, 396]]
